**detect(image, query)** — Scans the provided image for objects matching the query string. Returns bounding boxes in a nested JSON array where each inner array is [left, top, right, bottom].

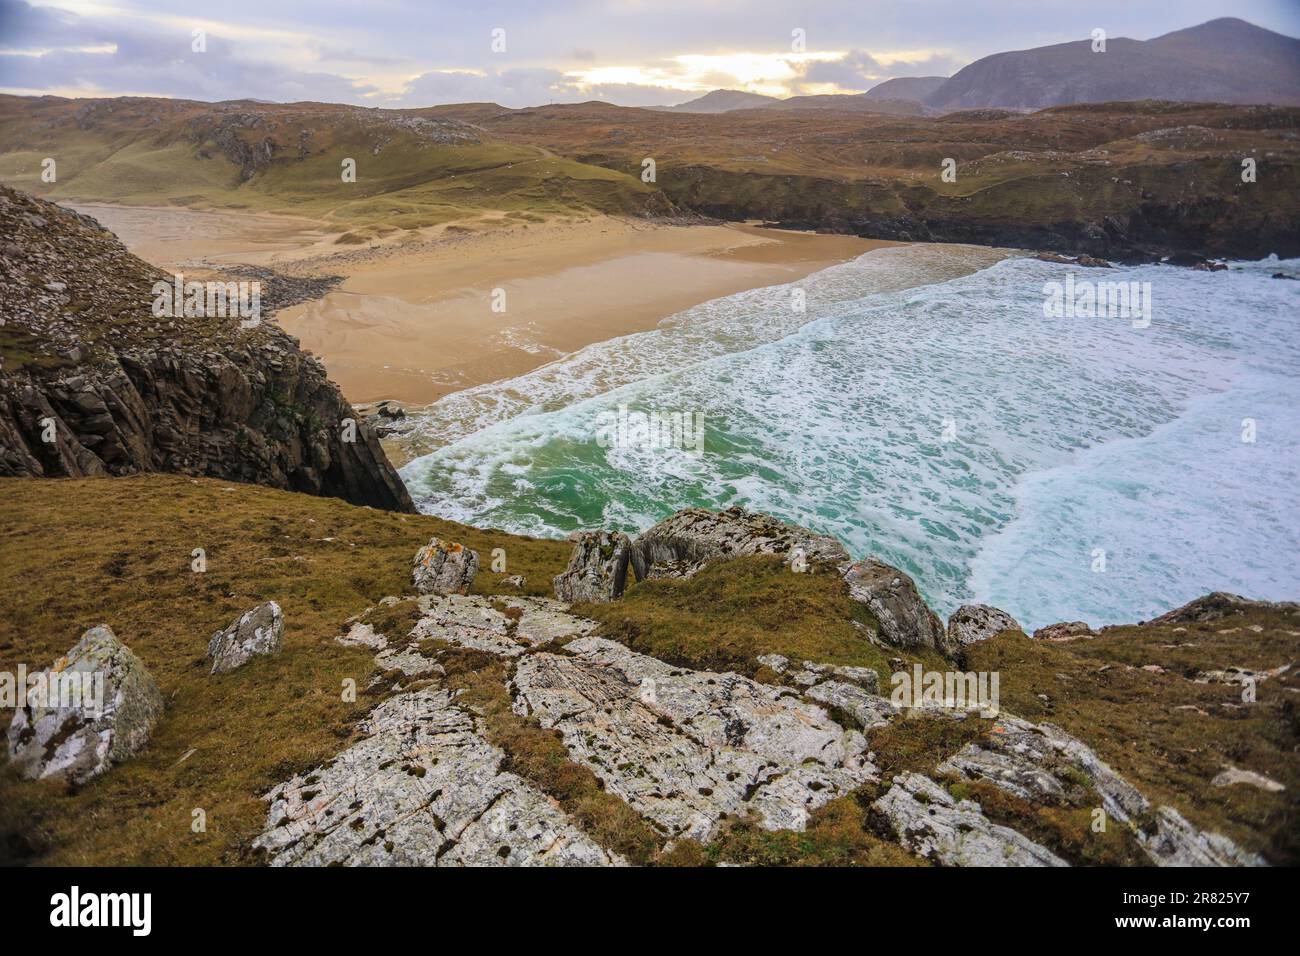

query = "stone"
[[207, 601, 284, 674], [947, 604, 1020, 651], [409, 594, 596, 659], [412, 537, 478, 595], [7, 625, 163, 784], [1211, 767, 1285, 792], [806, 680, 900, 730], [872, 772, 1069, 867], [510, 636, 875, 840], [629, 506, 849, 581], [253, 688, 618, 866], [1032, 621, 1094, 642], [841, 558, 950, 655], [553, 530, 632, 602]]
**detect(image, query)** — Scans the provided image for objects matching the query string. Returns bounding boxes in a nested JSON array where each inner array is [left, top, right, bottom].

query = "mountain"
[[864, 76, 947, 101], [762, 93, 930, 115], [666, 89, 780, 112], [927, 18, 1300, 109]]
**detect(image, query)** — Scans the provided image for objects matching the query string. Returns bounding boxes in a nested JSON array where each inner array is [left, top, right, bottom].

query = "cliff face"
[[0, 186, 414, 512]]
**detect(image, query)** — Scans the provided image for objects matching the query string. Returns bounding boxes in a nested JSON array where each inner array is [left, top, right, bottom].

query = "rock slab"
[[208, 601, 284, 674]]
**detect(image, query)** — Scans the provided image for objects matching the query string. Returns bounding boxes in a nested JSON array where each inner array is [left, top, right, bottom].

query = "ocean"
[[401, 245, 1300, 631]]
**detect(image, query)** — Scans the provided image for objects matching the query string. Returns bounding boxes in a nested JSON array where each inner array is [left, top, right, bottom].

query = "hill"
[[865, 76, 948, 101], [927, 18, 1300, 110]]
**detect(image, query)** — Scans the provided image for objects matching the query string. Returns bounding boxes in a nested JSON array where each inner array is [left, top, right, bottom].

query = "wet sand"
[[71, 203, 897, 406]]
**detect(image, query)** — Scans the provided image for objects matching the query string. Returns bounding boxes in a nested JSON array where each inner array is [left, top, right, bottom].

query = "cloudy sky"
[[1, 0, 1298, 107]]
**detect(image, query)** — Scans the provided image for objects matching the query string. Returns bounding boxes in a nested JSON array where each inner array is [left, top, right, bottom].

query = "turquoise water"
[[402, 246, 1300, 630]]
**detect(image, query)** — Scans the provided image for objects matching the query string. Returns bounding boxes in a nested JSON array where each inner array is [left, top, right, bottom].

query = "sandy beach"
[[72, 203, 897, 406]]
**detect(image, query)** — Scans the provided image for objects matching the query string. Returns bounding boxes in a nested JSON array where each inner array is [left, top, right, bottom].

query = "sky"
[[1, 0, 1298, 108]]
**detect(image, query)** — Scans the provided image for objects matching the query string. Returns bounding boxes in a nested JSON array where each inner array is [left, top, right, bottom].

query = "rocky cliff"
[[0, 186, 414, 511]]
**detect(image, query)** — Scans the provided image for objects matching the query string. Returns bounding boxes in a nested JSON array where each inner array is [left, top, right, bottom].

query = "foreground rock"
[[412, 538, 479, 595], [873, 772, 1069, 867], [553, 530, 633, 602], [1033, 621, 1094, 642], [947, 604, 1019, 654], [630, 507, 849, 580], [6, 625, 163, 784], [253, 688, 618, 866], [842, 559, 951, 655], [511, 636, 875, 840], [935, 715, 1265, 866], [208, 601, 284, 674]]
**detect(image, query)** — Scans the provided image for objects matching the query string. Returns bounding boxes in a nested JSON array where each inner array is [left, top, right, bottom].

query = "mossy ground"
[[0, 474, 566, 865], [2, 475, 1294, 866]]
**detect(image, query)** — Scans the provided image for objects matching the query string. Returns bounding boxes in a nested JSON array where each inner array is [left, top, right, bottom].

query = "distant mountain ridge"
[[667, 18, 1298, 114], [927, 18, 1300, 109]]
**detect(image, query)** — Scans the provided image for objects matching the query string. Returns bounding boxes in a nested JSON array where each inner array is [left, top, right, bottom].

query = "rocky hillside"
[[2, 479, 1295, 867], [0, 186, 413, 511]]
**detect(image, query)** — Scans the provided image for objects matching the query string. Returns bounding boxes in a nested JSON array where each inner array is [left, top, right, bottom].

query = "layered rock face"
[[6, 625, 163, 785], [842, 558, 952, 655], [553, 530, 633, 602], [0, 187, 413, 512]]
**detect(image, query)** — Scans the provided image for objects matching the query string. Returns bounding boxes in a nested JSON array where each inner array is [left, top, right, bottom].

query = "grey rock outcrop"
[[207, 601, 284, 674], [510, 635, 876, 840], [408, 594, 595, 658], [947, 604, 1020, 652], [1144, 591, 1300, 626], [6, 625, 163, 784], [873, 772, 1069, 867], [841, 558, 951, 655], [630, 506, 849, 581], [553, 530, 632, 602], [253, 688, 618, 866], [1032, 621, 1094, 642], [412, 538, 478, 595], [935, 715, 1265, 866]]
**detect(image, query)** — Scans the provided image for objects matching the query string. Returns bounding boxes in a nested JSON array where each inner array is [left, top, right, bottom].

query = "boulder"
[[630, 506, 849, 581], [208, 601, 284, 674], [6, 625, 163, 784], [841, 558, 950, 655], [947, 604, 1020, 652], [553, 530, 632, 603], [412, 537, 479, 595]]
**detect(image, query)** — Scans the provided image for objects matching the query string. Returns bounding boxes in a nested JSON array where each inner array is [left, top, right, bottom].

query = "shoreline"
[[69, 203, 898, 407]]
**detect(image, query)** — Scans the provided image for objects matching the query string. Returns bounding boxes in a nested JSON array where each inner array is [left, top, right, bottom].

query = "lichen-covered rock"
[[873, 772, 1069, 867], [841, 558, 950, 655], [6, 625, 163, 784], [510, 636, 875, 840], [630, 506, 849, 581], [806, 680, 900, 730], [553, 530, 632, 603], [412, 537, 478, 595], [253, 688, 618, 866], [207, 601, 284, 674], [936, 715, 1266, 866], [1032, 621, 1094, 642], [408, 594, 595, 659], [947, 604, 1020, 651]]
